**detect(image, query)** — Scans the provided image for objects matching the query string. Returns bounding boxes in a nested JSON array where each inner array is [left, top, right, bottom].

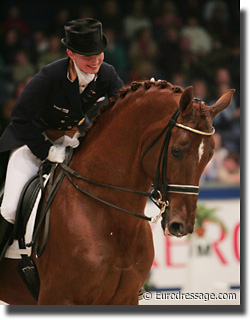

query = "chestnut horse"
[[0, 80, 234, 305]]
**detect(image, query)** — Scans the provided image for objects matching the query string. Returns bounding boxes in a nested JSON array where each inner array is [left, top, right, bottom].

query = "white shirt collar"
[[73, 60, 95, 87]]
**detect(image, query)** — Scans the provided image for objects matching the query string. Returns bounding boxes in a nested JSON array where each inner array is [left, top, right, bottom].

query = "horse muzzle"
[[161, 209, 195, 237], [164, 222, 194, 237]]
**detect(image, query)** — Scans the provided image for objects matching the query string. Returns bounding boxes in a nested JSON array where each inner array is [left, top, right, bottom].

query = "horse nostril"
[[169, 222, 184, 236]]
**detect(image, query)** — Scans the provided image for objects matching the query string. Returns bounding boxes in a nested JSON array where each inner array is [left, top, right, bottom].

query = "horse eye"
[[171, 146, 183, 158]]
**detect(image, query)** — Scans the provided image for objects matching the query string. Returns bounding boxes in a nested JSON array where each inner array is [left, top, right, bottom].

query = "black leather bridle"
[[59, 106, 215, 223], [30, 104, 215, 257]]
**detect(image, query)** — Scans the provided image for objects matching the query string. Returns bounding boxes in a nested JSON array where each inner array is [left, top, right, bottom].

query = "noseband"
[[142, 107, 215, 206], [59, 104, 215, 223], [31, 101, 215, 257]]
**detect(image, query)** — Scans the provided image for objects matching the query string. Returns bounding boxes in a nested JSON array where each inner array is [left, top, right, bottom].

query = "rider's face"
[[67, 49, 104, 74]]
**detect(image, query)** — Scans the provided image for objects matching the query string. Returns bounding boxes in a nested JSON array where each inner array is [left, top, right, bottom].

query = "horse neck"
[[73, 89, 178, 195]]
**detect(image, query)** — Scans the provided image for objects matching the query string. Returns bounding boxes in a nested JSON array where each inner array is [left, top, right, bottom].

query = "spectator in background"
[[129, 60, 158, 82], [0, 54, 12, 107], [171, 72, 188, 88], [193, 79, 209, 101], [49, 8, 71, 39], [214, 67, 232, 86], [180, 17, 212, 55], [203, 0, 230, 24], [209, 82, 240, 153], [123, 0, 151, 39], [204, 4, 230, 45], [177, 33, 193, 77], [200, 132, 228, 183], [104, 28, 128, 81], [230, 37, 240, 97], [33, 30, 49, 56], [37, 35, 65, 69], [158, 27, 182, 80], [2, 5, 29, 37], [217, 152, 240, 184], [101, 0, 123, 35], [2, 28, 22, 69], [11, 50, 36, 84], [0, 1, 240, 187], [128, 27, 159, 69], [1, 77, 32, 132], [153, 0, 182, 41]]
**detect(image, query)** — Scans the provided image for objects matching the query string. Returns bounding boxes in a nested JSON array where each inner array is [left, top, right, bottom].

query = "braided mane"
[[83, 80, 183, 137]]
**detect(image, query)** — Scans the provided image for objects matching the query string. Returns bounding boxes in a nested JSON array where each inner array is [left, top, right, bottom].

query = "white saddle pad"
[[5, 174, 50, 259]]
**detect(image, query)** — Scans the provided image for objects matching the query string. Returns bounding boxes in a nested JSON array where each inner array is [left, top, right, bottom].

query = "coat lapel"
[[61, 59, 83, 116], [61, 58, 103, 116], [80, 80, 97, 101]]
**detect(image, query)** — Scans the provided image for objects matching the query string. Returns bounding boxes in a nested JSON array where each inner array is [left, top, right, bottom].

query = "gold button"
[[91, 90, 96, 94], [67, 126, 72, 129], [78, 117, 85, 125], [61, 120, 65, 123]]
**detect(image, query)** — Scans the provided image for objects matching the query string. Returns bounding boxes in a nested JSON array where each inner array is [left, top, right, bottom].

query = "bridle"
[[59, 103, 215, 224], [31, 100, 215, 257]]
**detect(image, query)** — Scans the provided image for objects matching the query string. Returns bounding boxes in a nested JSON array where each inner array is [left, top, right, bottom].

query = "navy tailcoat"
[[0, 58, 124, 160]]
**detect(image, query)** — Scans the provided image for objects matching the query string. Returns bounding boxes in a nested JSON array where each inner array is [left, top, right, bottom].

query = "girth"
[[26, 147, 74, 258]]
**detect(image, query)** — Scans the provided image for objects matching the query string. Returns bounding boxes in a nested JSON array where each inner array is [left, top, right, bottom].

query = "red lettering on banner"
[[212, 228, 227, 264], [166, 237, 187, 267], [152, 259, 158, 267], [151, 220, 240, 268], [234, 222, 240, 262]]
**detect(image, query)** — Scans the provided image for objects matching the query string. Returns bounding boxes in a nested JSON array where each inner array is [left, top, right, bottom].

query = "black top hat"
[[61, 18, 108, 56]]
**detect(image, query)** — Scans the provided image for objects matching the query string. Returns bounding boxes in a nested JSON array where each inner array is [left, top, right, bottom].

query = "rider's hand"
[[62, 135, 80, 148], [47, 145, 66, 163]]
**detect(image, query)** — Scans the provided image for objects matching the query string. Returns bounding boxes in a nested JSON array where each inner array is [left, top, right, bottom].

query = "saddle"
[[15, 172, 46, 301], [2, 147, 74, 301], [14, 166, 51, 241]]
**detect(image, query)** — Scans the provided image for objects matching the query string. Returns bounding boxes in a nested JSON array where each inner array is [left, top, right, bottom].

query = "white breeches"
[[0, 134, 79, 224], [0, 146, 41, 224]]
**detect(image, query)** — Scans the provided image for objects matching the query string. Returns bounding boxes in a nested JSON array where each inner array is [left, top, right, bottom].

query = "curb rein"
[[31, 106, 215, 257], [60, 107, 215, 224]]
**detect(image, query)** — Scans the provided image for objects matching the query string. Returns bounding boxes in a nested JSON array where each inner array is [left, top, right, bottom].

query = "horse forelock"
[[83, 80, 183, 138], [189, 101, 213, 132]]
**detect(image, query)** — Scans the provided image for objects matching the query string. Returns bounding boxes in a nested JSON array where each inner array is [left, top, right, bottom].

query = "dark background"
[[0, 0, 240, 183]]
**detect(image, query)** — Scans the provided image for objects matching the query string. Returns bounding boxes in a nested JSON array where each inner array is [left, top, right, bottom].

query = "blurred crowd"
[[0, 0, 240, 185]]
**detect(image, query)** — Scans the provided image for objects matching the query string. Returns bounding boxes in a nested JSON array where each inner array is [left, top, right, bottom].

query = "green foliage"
[[195, 204, 227, 233]]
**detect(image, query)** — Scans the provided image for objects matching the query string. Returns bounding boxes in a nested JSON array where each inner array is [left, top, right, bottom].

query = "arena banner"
[[144, 190, 240, 298]]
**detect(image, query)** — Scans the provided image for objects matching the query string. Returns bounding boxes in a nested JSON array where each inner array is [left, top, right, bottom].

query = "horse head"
[[141, 85, 235, 237]]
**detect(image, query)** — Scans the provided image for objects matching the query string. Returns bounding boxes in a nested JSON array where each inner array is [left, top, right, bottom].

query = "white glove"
[[47, 145, 66, 163], [62, 135, 80, 148]]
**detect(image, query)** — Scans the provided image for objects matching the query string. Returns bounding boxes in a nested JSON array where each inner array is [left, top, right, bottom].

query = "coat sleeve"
[[11, 69, 53, 160]]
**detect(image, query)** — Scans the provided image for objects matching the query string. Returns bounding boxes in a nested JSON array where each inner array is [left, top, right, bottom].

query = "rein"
[[59, 107, 215, 223], [30, 105, 215, 257]]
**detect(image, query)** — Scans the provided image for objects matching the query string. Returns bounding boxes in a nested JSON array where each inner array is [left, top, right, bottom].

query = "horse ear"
[[209, 89, 235, 119], [179, 86, 194, 112]]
